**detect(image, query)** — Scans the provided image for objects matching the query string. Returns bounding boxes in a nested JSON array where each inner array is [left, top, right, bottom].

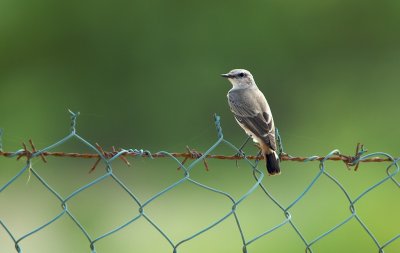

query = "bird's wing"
[[234, 113, 276, 151], [228, 92, 277, 150]]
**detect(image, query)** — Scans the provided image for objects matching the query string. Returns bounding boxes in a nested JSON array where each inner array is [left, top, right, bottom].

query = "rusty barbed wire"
[[0, 141, 393, 165]]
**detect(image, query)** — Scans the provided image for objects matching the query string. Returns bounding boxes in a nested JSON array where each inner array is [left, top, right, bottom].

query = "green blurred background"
[[1, 0, 399, 252]]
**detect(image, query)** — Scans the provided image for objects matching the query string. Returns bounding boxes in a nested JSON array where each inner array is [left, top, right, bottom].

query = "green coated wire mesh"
[[0, 111, 399, 253]]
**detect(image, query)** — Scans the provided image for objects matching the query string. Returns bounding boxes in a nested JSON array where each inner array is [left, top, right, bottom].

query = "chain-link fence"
[[1, 111, 398, 253]]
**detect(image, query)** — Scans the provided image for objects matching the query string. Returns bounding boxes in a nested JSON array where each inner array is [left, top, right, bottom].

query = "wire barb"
[[353, 143, 367, 171], [89, 144, 133, 173], [335, 143, 368, 171], [29, 139, 47, 163], [177, 146, 209, 171], [112, 146, 131, 166], [17, 143, 29, 161]]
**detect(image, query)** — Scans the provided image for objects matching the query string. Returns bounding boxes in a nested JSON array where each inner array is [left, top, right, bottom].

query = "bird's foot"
[[234, 135, 252, 168], [252, 150, 263, 167], [279, 152, 288, 161], [255, 150, 263, 160]]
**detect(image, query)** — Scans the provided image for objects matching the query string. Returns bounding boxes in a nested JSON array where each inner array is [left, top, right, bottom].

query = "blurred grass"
[[1, 0, 400, 252]]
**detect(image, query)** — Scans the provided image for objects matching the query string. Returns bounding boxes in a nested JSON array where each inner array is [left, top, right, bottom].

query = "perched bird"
[[221, 69, 280, 175]]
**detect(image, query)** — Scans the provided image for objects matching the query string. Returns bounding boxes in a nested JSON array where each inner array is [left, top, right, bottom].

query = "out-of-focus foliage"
[[1, 1, 399, 252]]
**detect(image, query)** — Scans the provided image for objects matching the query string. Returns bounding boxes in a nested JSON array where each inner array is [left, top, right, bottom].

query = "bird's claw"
[[279, 152, 288, 161], [253, 143, 261, 150]]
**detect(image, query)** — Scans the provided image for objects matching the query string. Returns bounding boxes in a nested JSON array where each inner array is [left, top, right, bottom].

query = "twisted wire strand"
[[0, 149, 394, 162]]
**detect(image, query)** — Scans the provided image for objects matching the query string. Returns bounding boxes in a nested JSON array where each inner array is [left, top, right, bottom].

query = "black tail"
[[265, 152, 281, 175]]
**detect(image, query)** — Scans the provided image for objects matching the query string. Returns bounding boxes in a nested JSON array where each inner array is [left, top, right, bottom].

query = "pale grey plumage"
[[228, 88, 276, 150], [222, 69, 280, 175]]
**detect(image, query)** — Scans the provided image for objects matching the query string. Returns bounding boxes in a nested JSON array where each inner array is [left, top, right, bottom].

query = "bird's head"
[[221, 69, 256, 89]]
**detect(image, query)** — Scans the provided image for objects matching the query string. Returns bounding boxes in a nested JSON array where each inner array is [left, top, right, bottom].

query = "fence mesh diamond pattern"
[[0, 111, 399, 253]]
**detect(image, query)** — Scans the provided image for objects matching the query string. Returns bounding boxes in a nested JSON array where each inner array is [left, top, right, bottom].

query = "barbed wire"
[[0, 144, 393, 163], [0, 110, 399, 253], [0, 135, 394, 172]]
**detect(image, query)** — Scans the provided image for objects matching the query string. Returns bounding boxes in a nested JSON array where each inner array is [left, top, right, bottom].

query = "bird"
[[221, 69, 280, 175]]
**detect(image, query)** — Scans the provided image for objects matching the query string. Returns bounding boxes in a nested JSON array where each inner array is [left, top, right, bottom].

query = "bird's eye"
[[238, 73, 245, 78]]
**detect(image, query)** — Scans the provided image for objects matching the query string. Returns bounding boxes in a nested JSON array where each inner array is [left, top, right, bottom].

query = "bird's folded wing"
[[234, 114, 277, 151], [228, 91, 277, 150]]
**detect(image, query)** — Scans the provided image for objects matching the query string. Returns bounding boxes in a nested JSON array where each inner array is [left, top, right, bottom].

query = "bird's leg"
[[238, 135, 252, 151], [234, 135, 252, 168], [254, 150, 263, 167]]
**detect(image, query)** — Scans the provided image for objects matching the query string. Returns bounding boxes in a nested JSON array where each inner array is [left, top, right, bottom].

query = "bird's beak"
[[221, 73, 232, 78]]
